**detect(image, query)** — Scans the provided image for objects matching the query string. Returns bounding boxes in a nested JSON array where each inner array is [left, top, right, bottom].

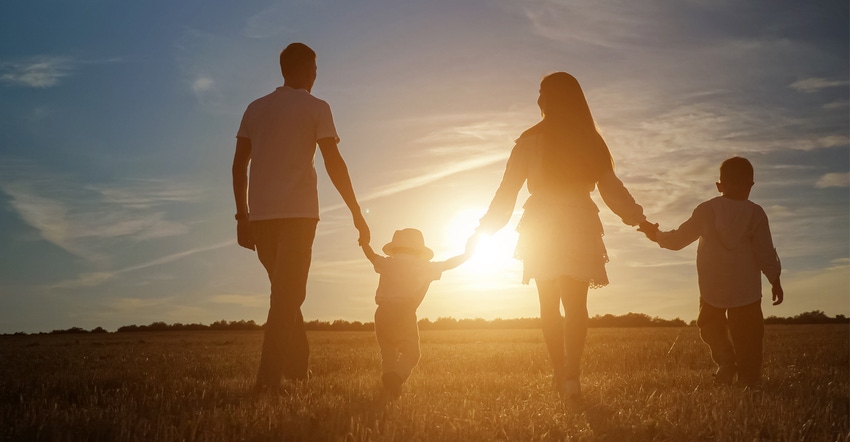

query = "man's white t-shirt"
[[237, 86, 339, 221]]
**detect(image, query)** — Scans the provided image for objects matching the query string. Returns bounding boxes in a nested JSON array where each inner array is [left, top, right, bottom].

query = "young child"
[[642, 156, 783, 387], [361, 228, 474, 396]]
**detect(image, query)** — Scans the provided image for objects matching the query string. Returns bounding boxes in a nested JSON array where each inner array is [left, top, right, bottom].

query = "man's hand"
[[771, 282, 784, 305], [638, 220, 659, 242], [354, 212, 370, 246], [237, 219, 255, 251]]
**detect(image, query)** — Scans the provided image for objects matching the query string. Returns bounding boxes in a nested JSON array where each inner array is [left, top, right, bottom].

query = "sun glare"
[[442, 209, 520, 279]]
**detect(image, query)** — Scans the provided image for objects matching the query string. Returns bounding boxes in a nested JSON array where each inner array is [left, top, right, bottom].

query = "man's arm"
[[232, 137, 254, 250], [318, 137, 370, 245], [361, 243, 380, 266]]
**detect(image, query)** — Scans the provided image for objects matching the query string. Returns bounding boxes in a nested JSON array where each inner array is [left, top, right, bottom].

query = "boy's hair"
[[279, 43, 316, 79], [719, 156, 754, 185]]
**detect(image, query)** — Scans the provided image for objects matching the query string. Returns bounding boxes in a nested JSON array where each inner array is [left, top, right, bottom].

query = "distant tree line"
[[765, 310, 848, 325], [116, 320, 262, 333], [6, 310, 846, 336]]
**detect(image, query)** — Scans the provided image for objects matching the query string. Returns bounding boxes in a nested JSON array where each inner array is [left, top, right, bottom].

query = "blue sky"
[[0, 0, 847, 333]]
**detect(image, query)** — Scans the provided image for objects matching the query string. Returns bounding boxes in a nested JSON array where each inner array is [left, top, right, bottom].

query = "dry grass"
[[0, 325, 847, 441]]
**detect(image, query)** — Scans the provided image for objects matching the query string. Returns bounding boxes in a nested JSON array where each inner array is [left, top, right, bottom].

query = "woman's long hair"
[[538, 72, 613, 188]]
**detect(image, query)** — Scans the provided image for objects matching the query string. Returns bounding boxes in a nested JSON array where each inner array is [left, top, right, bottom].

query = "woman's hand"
[[637, 221, 659, 242]]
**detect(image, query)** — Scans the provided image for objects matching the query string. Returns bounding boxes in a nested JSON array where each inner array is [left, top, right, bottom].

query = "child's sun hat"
[[382, 228, 434, 260]]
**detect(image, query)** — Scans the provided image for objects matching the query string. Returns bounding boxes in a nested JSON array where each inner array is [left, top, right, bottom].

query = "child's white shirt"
[[656, 196, 781, 309], [371, 254, 446, 308]]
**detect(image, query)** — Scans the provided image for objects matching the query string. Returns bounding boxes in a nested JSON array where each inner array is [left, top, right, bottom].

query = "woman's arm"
[[477, 142, 529, 234], [597, 168, 646, 226]]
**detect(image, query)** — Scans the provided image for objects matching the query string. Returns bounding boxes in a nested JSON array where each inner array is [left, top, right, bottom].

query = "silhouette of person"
[[477, 72, 656, 399], [641, 156, 783, 387], [231, 42, 370, 392], [361, 228, 474, 397]]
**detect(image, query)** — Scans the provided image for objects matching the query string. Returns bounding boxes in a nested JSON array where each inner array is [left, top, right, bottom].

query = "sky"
[[0, 0, 847, 334]]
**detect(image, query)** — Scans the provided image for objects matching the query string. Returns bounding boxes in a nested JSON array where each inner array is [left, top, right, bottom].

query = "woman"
[[477, 72, 654, 398]]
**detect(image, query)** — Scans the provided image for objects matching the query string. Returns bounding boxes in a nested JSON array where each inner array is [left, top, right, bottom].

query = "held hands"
[[353, 211, 370, 246], [236, 219, 255, 251], [637, 220, 659, 242], [464, 233, 482, 258]]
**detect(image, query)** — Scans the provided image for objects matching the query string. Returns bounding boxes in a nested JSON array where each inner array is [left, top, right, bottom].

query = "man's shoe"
[[381, 372, 403, 397], [713, 364, 736, 385]]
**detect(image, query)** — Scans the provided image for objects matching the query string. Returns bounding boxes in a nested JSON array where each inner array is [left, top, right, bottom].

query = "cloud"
[[209, 293, 267, 307], [0, 56, 75, 88], [50, 240, 235, 289], [823, 100, 848, 110], [362, 151, 508, 202], [0, 161, 197, 261], [816, 135, 849, 148], [49, 272, 115, 289], [173, 29, 269, 115], [815, 172, 850, 188], [321, 116, 519, 213], [521, 0, 657, 49], [90, 180, 199, 210], [789, 77, 850, 93], [191, 76, 215, 93], [243, 4, 295, 38]]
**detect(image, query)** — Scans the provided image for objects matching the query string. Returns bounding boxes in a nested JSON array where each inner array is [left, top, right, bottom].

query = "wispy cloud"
[[0, 56, 75, 88], [209, 294, 267, 307], [521, 0, 656, 49], [50, 240, 234, 289], [790, 77, 850, 93], [815, 172, 850, 189], [0, 55, 124, 88], [363, 151, 508, 202], [242, 4, 296, 39], [0, 160, 197, 262], [322, 116, 518, 213]]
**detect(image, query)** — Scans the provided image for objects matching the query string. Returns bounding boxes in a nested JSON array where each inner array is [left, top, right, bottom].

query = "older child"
[[361, 228, 474, 396], [642, 156, 783, 387]]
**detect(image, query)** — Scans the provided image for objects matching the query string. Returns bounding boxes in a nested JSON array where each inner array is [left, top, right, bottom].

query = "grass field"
[[0, 325, 847, 441]]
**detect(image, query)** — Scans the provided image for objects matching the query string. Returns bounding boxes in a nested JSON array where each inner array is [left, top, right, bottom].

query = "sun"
[[441, 209, 520, 277]]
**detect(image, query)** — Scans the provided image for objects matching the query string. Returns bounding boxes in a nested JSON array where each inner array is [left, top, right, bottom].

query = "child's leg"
[[727, 300, 764, 386], [697, 299, 737, 382], [374, 306, 400, 375], [395, 311, 421, 382]]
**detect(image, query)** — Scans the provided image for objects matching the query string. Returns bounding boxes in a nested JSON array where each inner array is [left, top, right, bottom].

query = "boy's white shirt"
[[656, 196, 781, 309], [371, 254, 446, 308], [237, 86, 339, 221]]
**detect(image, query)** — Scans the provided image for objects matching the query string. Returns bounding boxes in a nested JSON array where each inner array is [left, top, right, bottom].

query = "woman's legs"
[[537, 276, 589, 385], [560, 276, 589, 381], [537, 278, 566, 382]]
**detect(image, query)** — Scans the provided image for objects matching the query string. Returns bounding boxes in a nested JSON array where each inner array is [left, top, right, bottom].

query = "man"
[[232, 42, 370, 391]]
